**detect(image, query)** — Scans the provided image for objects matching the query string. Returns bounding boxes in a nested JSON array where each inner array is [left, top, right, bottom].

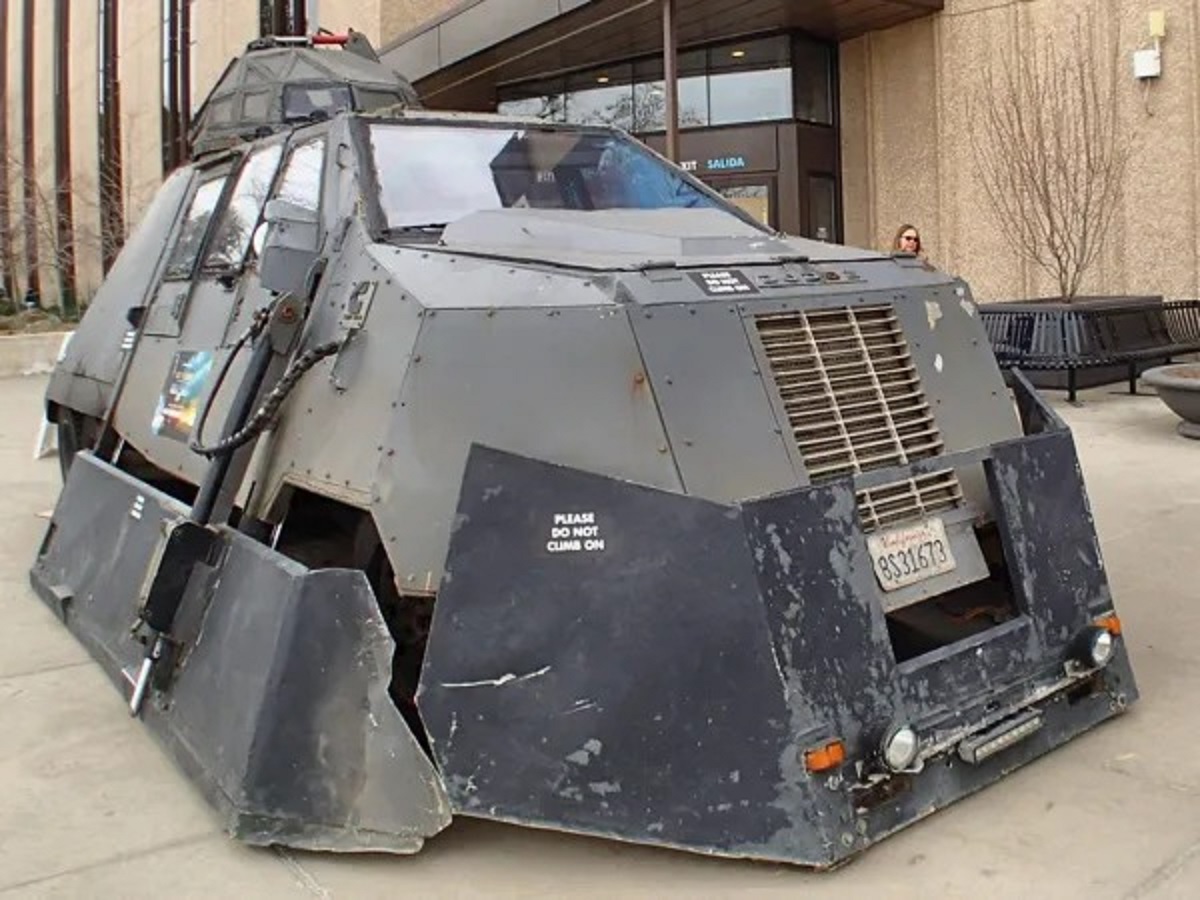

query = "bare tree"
[[970, 11, 1131, 301], [1, 149, 117, 318]]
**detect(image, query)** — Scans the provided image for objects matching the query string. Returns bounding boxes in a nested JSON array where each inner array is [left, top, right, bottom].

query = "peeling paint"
[[766, 524, 792, 575], [566, 738, 604, 765], [441, 665, 551, 689], [925, 301, 943, 330], [767, 640, 790, 700]]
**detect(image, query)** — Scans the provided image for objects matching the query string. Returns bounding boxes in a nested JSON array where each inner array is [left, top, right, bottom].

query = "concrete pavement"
[[0, 374, 1197, 899]]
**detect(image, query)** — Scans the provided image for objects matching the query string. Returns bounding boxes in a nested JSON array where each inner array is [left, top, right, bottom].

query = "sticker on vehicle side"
[[689, 270, 759, 296], [545, 511, 606, 554], [151, 350, 213, 442]]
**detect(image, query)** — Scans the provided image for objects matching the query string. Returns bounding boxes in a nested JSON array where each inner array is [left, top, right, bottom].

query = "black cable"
[[190, 339, 342, 459], [188, 303, 274, 457]]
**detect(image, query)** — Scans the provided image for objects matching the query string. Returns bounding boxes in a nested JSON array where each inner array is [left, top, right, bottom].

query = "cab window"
[[283, 85, 351, 123], [164, 174, 228, 280], [274, 137, 326, 211], [203, 143, 284, 270]]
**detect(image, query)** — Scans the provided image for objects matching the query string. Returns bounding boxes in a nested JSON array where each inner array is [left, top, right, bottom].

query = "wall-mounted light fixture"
[[1133, 10, 1165, 80]]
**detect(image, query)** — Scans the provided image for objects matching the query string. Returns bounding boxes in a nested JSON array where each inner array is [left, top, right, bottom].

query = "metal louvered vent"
[[754, 305, 963, 532]]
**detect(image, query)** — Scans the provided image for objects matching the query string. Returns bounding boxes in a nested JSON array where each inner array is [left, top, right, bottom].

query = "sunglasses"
[[902, 235, 919, 243]]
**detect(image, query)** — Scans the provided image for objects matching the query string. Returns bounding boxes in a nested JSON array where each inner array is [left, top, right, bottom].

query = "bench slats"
[[981, 299, 1200, 401]]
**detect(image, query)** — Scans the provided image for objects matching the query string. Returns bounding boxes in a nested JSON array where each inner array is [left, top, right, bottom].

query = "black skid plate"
[[418, 433, 1137, 867], [30, 452, 450, 852]]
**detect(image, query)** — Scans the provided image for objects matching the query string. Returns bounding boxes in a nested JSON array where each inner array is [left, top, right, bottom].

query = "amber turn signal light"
[[1095, 614, 1122, 636], [804, 739, 847, 773]]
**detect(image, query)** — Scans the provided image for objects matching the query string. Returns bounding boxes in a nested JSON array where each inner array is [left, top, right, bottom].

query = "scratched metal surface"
[[420, 437, 1137, 867]]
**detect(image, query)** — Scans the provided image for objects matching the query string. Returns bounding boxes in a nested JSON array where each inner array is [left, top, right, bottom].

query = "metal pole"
[[166, 0, 179, 169], [662, 0, 679, 161], [180, 0, 191, 162]]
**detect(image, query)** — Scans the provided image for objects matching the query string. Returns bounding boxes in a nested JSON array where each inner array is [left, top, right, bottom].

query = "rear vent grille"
[[754, 305, 963, 531]]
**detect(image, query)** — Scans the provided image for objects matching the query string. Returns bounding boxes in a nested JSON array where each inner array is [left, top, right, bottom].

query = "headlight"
[[881, 724, 920, 772], [1087, 628, 1115, 667], [1071, 621, 1120, 670]]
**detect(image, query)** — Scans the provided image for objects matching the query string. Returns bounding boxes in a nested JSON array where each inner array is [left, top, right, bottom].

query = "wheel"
[[55, 411, 101, 482], [56, 412, 81, 482]]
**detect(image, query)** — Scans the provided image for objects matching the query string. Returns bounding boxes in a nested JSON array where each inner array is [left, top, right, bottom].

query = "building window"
[[708, 36, 791, 127], [631, 51, 707, 131], [715, 183, 772, 228], [793, 36, 833, 125], [808, 173, 838, 241], [496, 77, 566, 122], [260, 0, 307, 37], [496, 33, 828, 134], [565, 64, 633, 130]]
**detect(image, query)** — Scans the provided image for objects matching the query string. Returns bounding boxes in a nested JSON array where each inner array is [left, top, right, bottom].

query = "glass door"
[[807, 172, 838, 242], [707, 176, 775, 229]]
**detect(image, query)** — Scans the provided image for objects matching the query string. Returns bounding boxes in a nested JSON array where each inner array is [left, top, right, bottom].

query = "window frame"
[[495, 31, 837, 134], [161, 165, 234, 282], [272, 132, 329, 217], [352, 116, 776, 240], [199, 138, 287, 275], [281, 81, 354, 124]]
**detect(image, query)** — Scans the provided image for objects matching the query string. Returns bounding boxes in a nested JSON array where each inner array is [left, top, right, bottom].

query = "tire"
[[56, 413, 82, 482], [56, 410, 99, 482]]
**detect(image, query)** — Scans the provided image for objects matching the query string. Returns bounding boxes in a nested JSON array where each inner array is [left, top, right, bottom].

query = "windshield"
[[367, 123, 737, 230]]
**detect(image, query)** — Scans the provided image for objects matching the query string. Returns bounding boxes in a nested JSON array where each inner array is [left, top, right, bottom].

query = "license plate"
[[866, 517, 957, 592]]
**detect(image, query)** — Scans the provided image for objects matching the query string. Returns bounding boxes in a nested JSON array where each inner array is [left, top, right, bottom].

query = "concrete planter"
[[0, 331, 74, 378], [1141, 363, 1200, 439]]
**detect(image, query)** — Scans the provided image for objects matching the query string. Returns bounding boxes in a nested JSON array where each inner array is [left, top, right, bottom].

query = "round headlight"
[[882, 724, 920, 772], [1088, 629, 1115, 668]]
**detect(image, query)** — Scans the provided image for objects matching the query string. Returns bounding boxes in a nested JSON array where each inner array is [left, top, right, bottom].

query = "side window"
[[203, 143, 284, 270], [283, 85, 352, 123], [275, 137, 326, 211], [164, 174, 228, 280]]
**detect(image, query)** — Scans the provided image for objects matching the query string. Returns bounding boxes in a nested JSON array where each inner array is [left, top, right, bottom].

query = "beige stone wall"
[[841, 0, 1200, 302], [69, 3, 104, 301], [118, 0, 164, 230], [190, 1, 259, 129], [315, 0, 382, 44], [380, 0, 458, 45]]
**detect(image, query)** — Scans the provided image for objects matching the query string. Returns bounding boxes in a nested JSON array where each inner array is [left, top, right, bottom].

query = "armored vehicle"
[[31, 33, 1137, 868]]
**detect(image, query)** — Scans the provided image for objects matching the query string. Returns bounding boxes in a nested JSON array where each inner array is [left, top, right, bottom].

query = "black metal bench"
[[981, 299, 1200, 401]]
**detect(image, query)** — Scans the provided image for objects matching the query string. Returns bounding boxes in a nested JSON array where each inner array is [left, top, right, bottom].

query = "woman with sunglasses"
[[892, 224, 924, 257]]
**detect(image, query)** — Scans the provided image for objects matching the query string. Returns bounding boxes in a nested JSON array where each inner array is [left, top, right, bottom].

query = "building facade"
[[3, 0, 1199, 309], [0, 0, 398, 310]]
